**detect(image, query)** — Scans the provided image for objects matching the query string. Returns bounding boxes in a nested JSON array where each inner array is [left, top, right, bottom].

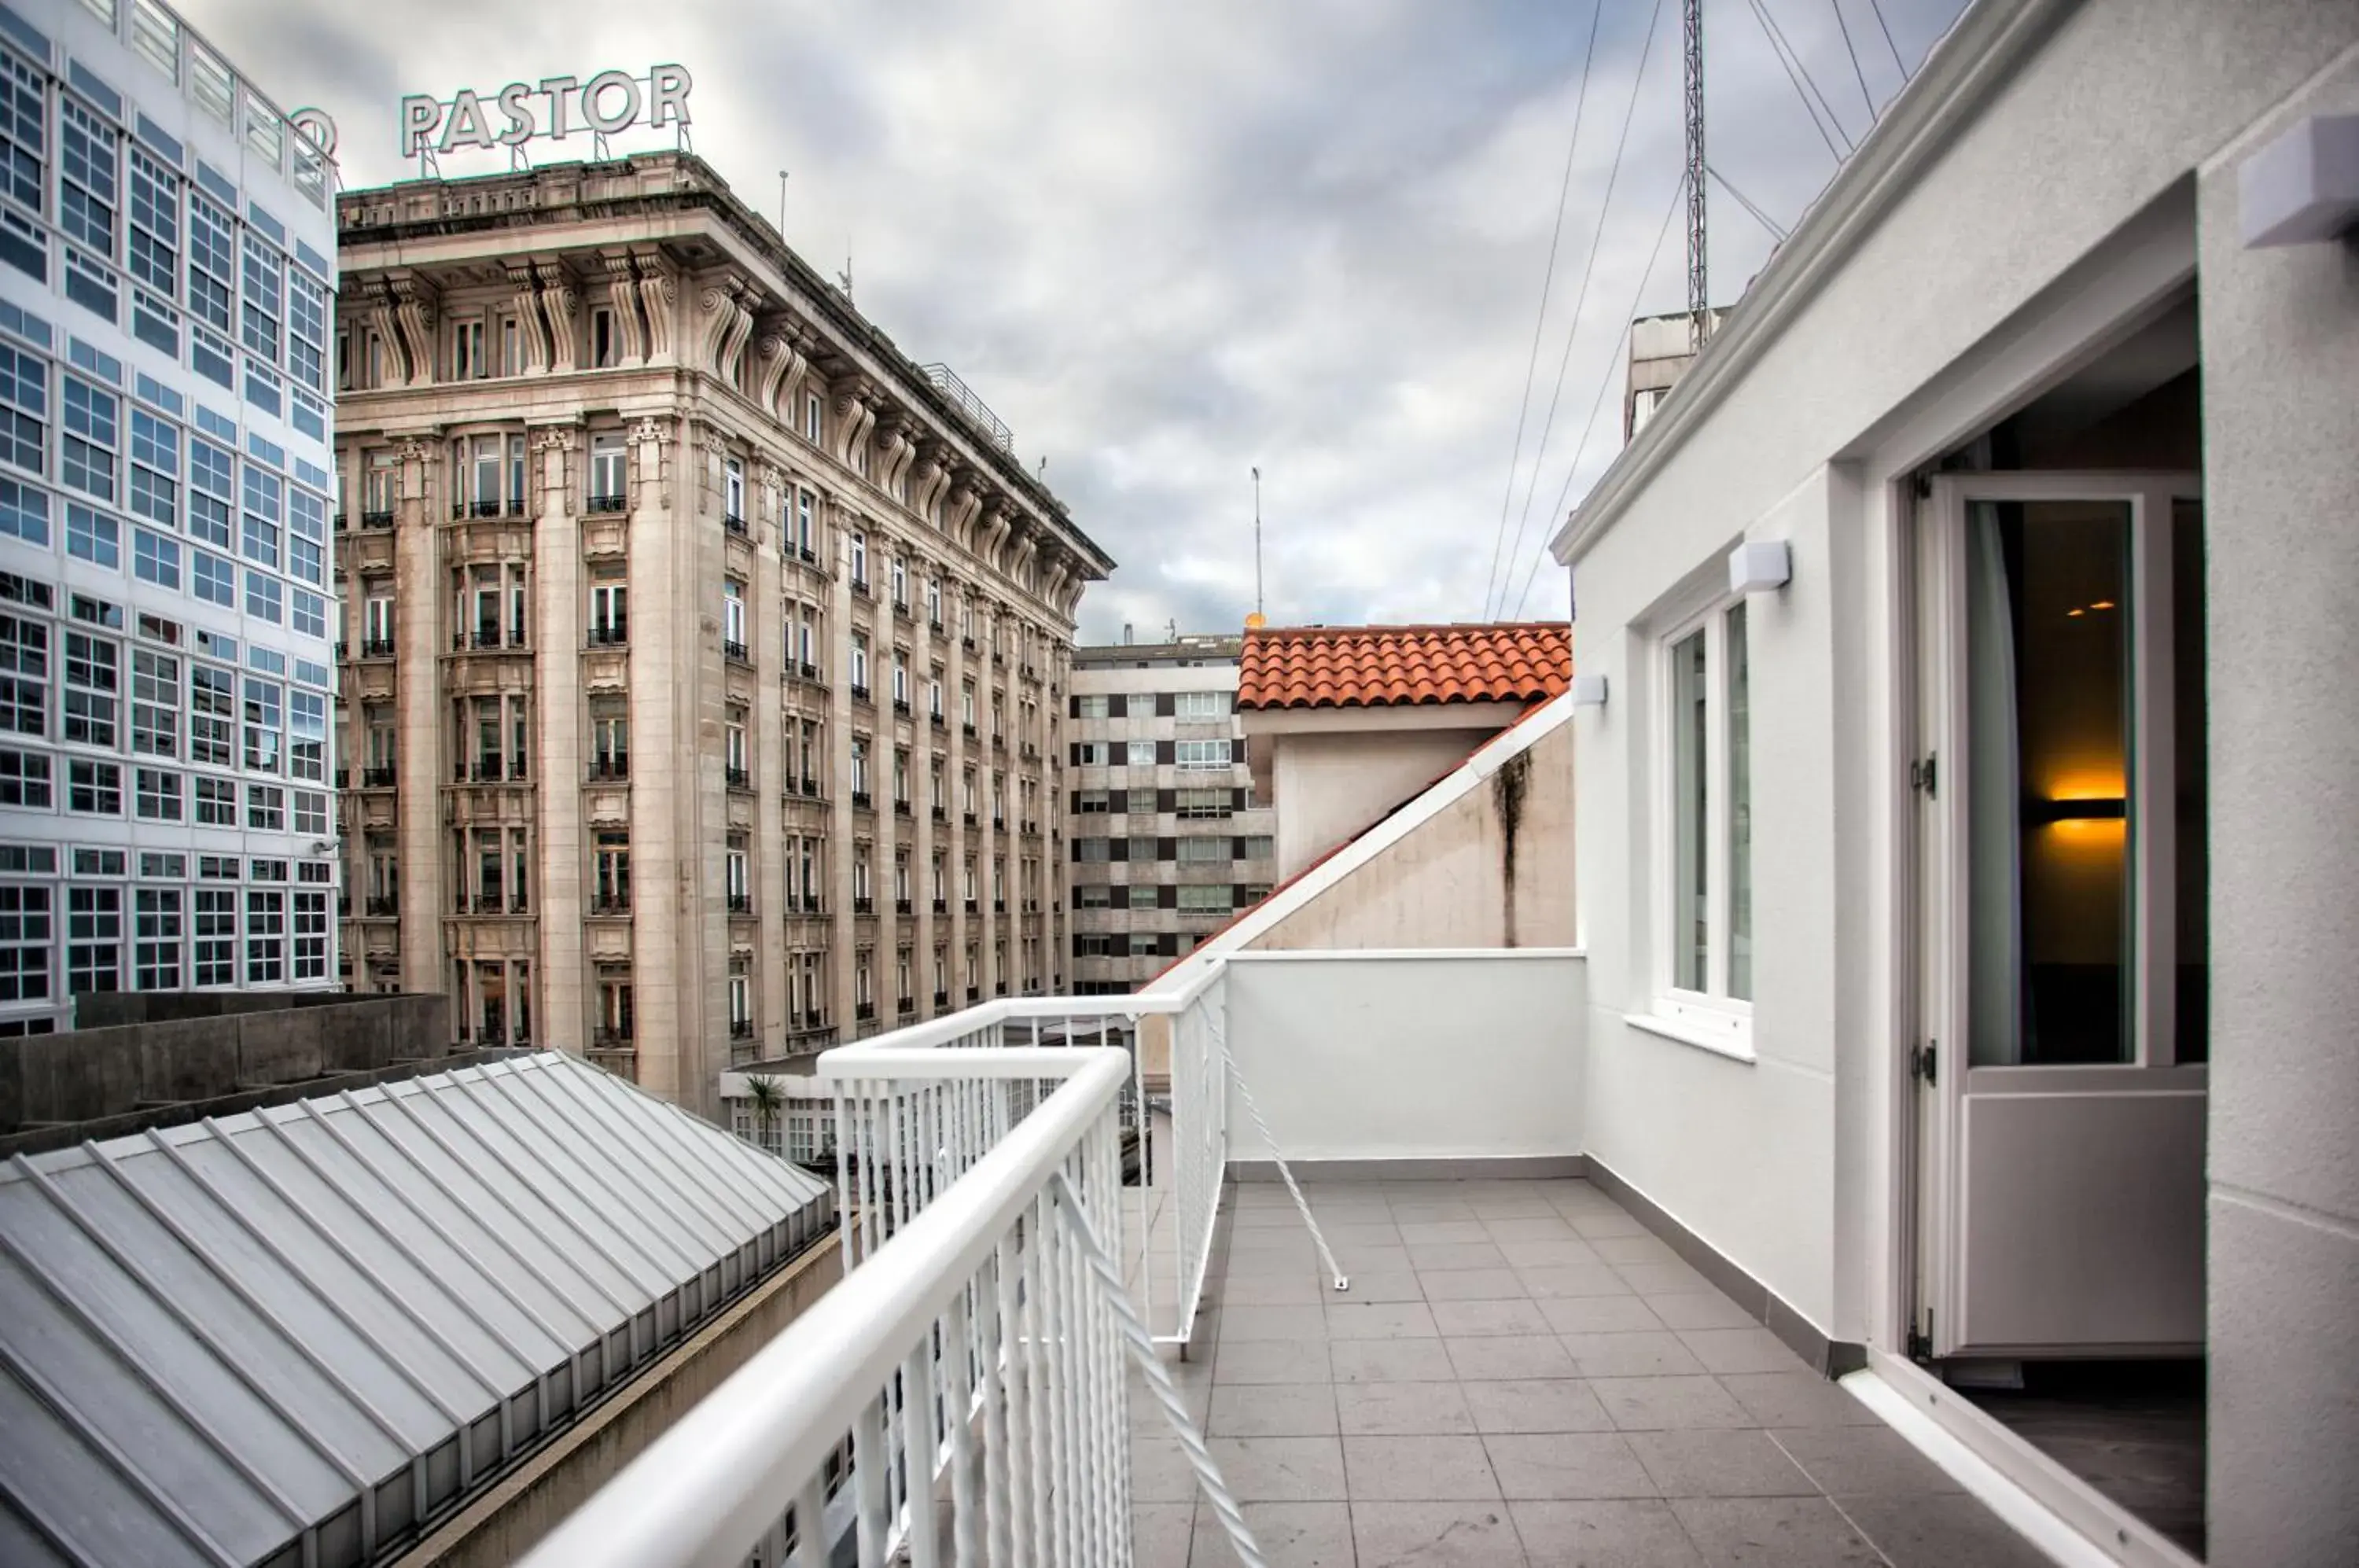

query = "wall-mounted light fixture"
[[1571, 674, 1609, 709], [1728, 539, 1791, 595], [2240, 113, 2359, 248], [2022, 796, 2125, 825]]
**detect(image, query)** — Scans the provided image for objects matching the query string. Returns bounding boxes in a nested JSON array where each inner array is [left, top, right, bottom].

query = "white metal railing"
[[523, 1048, 1146, 1568]]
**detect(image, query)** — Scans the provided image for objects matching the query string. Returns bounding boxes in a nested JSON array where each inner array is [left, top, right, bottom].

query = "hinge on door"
[[1914, 472, 1934, 499], [1910, 753, 1938, 798], [1906, 1312, 1934, 1361], [1909, 1040, 1938, 1087]]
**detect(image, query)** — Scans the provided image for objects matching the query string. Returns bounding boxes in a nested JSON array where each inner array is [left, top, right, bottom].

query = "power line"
[[1490, 0, 1673, 620], [1866, 0, 1911, 80], [1749, 0, 1852, 156], [1480, 0, 1607, 623], [1707, 162, 1787, 241], [1829, 0, 1878, 123], [1508, 175, 1688, 620]]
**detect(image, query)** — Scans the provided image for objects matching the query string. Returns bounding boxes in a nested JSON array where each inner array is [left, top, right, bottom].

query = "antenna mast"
[[1249, 466, 1265, 629], [1684, 0, 1709, 352]]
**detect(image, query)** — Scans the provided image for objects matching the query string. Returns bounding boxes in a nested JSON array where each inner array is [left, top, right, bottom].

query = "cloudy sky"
[[190, 0, 1967, 643]]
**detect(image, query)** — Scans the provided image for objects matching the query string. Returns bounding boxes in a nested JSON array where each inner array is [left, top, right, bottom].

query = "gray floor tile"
[[1344, 1435, 1503, 1500], [1485, 1433, 1660, 1500], [1133, 1370, 1214, 1430], [1625, 1430, 1818, 1498], [1191, 1500, 1357, 1568], [1327, 1222, 1406, 1247], [1676, 1327, 1805, 1376], [1220, 1340, 1334, 1385], [1133, 1501, 1196, 1568], [1225, 1273, 1332, 1305], [1716, 1371, 1882, 1429], [1482, 1215, 1581, 1242], [1330, 1338, 1459, 1383], [1499, 1239, 1607, 1268], [1337, 1380, 1478, 1436], [1587, 1234, 1684, 1267], [1518, 1264, 1636, 1299], [1211, 1383, 1341, 1437], [1333, 1245, 1415, 1275], [1222, 1305, 1333, 1342], [1409, 1242, 1514, 1272], [1428, 1298, 1554, 1338], [1561, 1331, 1709, 1378], [1645, 1292, 1758, 1331], [1592, 1375, 1756, 1431], [1834, 1492, 2053, 1568], [1537, 1297, 1666, 1335], [1462, 1378, 1615, 1435], [1327, 1301, 1438, 1340], [1613, 1261, 1717, 1297], [1767, 1426, 1965, 1497], [1352, 1500, 1526, 1567], [1238, 1207, 1318, 1228], [1336, 1270, 1428, 1303], [1134, 1436, 1199, 1502], [1510, 1500, 1706, 1566], [1468, 1194, 1564, 1219], [1398, 1220, 1492, 1245], [1444, 1334, 1579, 1381], [1417, 1268, 1529, 1301], [1207, 1436, 1349, 1500], [1568, 1212, 1651, 1239], [1668, 1496, 1885, 1566], [1388, 1200, 1478, 1224]]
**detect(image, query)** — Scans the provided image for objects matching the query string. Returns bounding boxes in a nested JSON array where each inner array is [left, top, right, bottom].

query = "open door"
[[1914, 472, 2207, 1360]]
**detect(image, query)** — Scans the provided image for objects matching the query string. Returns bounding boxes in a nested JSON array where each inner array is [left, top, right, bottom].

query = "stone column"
[[530, 421, 587, 1057], [394, 433, 446, 998], [754, 460, 790, 1059], [627, 413, 689, 1104]]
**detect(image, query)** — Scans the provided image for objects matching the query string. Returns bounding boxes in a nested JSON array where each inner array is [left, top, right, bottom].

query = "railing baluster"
[[900, 1338, 942, 1568], [854, 1394, 888, 1568], [943, 1284, 980, 1568], [791, 1471, 827, 1568]]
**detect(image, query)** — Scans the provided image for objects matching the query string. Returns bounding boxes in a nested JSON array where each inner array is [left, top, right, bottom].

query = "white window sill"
[[1624, 1010, 1757, 1065]]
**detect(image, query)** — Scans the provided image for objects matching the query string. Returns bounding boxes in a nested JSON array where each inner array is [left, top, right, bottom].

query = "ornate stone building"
[[329, 153, 1111, 1115]]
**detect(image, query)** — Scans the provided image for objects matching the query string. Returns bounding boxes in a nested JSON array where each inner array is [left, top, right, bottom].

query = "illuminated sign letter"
[[495, 81, 538, 146], [649, 64, 694, 129], [539, 75, 580, 138], [399, 94, 442, 157], [580, 70, 642, 135], [440, 88, 497, 153]]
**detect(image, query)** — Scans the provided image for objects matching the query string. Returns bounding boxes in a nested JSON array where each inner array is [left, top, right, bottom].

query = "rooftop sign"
[[400, 67, 693, 159]]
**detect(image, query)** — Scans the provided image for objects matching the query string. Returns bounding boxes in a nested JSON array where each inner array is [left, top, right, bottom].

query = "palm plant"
[[745, 1074, 785, 1154]]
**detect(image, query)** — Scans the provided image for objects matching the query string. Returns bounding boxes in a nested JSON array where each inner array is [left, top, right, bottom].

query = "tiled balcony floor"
[[1129, 1177, 2048, 1568]]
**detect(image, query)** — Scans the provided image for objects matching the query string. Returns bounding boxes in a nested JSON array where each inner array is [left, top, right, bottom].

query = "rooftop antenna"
[[837, 240, 854, 305], [776, 169, 789, 236], [1684, 0, 1709, 352], [1246, 466, 1266, 631]]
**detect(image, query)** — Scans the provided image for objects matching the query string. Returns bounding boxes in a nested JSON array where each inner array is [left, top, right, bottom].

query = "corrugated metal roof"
[[0, 1051, 834, 1568]]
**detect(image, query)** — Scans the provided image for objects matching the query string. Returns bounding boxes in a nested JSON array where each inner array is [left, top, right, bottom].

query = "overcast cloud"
[[186, 0, 1968, 642]]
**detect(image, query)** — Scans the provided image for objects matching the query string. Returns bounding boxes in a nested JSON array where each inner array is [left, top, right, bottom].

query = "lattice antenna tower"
[[1684, 0, 1709, 352]]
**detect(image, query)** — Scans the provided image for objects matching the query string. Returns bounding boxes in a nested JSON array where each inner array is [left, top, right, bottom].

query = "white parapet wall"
[[1220, 949, 1585, 1170]]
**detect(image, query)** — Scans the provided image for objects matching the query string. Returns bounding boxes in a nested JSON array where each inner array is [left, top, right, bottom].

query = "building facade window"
[[1661, 597, 1752, 1018]]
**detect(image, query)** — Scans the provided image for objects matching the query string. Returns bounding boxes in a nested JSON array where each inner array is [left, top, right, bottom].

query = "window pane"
[[1727, 602, 1751, 1002], [1966, 499, 2134, 1066], [1671, 628, 1708, 992], [2170, 499, 2207, 1064]]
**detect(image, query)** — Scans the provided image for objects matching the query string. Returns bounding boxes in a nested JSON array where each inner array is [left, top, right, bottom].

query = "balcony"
[[930, 804, 948, 823], [852, 896, 874, 916], [363, 894, 398, 917], [855, 1002, 875, 1021], [469, 757, 504, 783], [892, 798, 911, 818], [892, 698, 911, 717], [359, 509, 394, 529], [932, 988, 948, 1007], [589, 753, 630, 782], [932, 897, 948, 915], [723, 510, 748, 537], [850, 576, 872, 602], [851, 790, 872, 810], [587, 623, 629, 647], [893, 897, 912, 916], [929, 712, 945, 731], [725, 764, 751, 791], [727, 893, 753, 915], [588, 894, 631, 916], [891, 598, 911, 620], [586, 491, 627, 515], [849, 683, 871, 705], [358, 637, 396, 660], [800, 775, 819, 797], [723, 638, 749, 665]]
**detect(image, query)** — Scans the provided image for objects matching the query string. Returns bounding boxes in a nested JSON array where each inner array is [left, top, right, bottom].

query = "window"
[[191, 886, 234, 986], [188, 664, 233, 764], [594, 831, 631, 909], [1076, 885, 1112, 909], [241, 677, 280, 772], [245, 889, 284, 983], [132, 649, 176, 754], [722, 578, 746, 655], [59, 99, 116, 256], [68, 756, 120, 813], [134, 887, 181, 990], [189, 548, 232, 605], [1176, 788, 1229, 819], [1660, 598, 1752, 1015], [61, 377, 116, 500], [287, 270, 326, 392], [188, 436, 231, 545], [0, 49, 44, 220], [134, 765, 179, 819], [241, 234, 281, 363], [590, 433, 626, 505], [127, 147, 177, 296], [192, 774, 233, 825], [1174, 690, 1231, 720], [0, 342, 45, 473], [1076, 694, 1110, 720], [1239, 836, 1275, 860], [67, 886, 121, 994], [245, 782, 283, 830], [288, 689, 325, 781], [1076, 789, 1110, 814], [1124, 739, 1156, 766], [1176, 739, 1231, 771], [64, 502, 116, 567], [0, 883, 49, 1002], [590, 306, 617, 368], [129, 407, 175, 525], [0, 745, 47, 805], [1177, 884, 1233, 913], [186, 197, 234, 332], [64, 630, 118, 745], [1073, 838, 1111, 863], [1177, 837, 1228, 863], [589, 572, 627, 642], [804, 392, 822, 445], [0, 611, 44, 734], [723, 455, 744, 522], [849, 529, 868, 587]]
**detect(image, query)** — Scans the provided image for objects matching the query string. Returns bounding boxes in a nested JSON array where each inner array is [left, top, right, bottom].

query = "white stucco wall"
[[1222, 952, 1585, 1165], [1559, 0, 2357, 1424], [1270, 727, 1498, 880]]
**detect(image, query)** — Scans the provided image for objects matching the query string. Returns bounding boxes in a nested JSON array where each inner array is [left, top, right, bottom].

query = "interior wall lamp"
[[1728, 539, 1792, 595], [2023, 797, 2126, 825], [1571, 674, 1609, 709]]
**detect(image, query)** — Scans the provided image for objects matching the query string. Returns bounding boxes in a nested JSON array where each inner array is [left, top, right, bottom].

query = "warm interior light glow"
[[2089, 600, 2117, 610], [2066, 607, 2085, 617]]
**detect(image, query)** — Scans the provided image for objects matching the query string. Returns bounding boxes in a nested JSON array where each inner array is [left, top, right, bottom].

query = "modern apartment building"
[[0, 0, 339, 1037], [1065, 634, 1275, 993], [330, 152, 1111, 1116]]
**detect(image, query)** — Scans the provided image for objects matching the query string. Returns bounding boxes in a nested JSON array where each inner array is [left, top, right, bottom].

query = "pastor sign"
[[400, 67, 693, 159]]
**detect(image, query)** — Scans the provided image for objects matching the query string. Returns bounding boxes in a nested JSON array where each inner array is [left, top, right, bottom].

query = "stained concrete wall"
[[391, 1236, 843, 1568], [1268, 727, 1499, 882], [2, 993, 451, 1140], [1253, 720, 1574, 951], [2195, 43, 2359, 1568]]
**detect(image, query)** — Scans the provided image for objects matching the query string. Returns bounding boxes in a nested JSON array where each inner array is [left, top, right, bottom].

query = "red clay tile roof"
[[1238, 622, 1572, 711]]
